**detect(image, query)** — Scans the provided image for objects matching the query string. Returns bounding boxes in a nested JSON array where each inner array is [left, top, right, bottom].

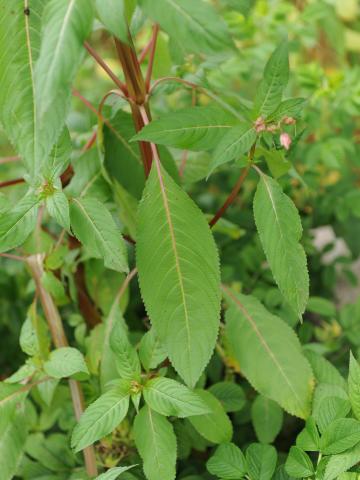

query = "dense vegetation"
[[1, 1, 360, 479]]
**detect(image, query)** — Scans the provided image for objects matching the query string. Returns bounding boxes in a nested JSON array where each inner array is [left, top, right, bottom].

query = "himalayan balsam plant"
[[0, 1, 360, 480]]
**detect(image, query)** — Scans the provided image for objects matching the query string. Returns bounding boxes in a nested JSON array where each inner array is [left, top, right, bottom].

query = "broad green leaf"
[[296, 417, 320, 452], [138, 329, 167, 371], [43, 127, 72, 180], [109, 321, 141, 381], [139, 0, 233, 55], [285, 446, 314, 478], [208, 381, 246, 413], [304, 349, 347, 390], [254, 42, 289, 118], [209, 124, 256, 173], [46, 190, 70, 230], [19, 301, 49, 358], [95, 0, 128, 42], [132, 106, 236, 151], [136, 162, 221, 387], [224, 288, 314, 418], [188, 389, 233, 443], [95, 465, 136, 480], [71, 380, 130, 452], [0, 193, 40, 253], [70, 196, 128, 273], [143, 377, 210, 418], [44, 347, 89, 380], [35, 0, 94, 174], [0, 0, 46, 180], [253, 172, 309, 317], [251, 395, 284, 444], [256, 147, 291, 179], [207, 443, 247, 479], [349, 352, 360, 421], [24, 432, 75, 472], [267, 98, 306, 123], [313, 384, 351, 433], [324, 441, 360, 480], [133, 405, 176, 480], [42, 270, 68, 305], [320, 418, 360, 455], [246, 443, 277, 480]]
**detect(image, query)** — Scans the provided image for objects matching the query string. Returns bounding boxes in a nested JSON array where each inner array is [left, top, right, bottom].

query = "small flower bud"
[[254, 116, 266, 133], [266, 124, 278, 133], [283, 116, 296, 125], [280, 132, 292, 150]]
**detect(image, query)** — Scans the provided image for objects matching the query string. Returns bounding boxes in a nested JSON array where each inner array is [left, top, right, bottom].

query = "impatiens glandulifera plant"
[[0, 1, 359, 480]]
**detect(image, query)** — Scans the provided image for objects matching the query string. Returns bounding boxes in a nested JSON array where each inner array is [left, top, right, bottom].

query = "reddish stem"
[[0, 177, 25, 188], [82, 130, 97, 152], [0, 155, 20, 165], [145, 24, 159, 92]]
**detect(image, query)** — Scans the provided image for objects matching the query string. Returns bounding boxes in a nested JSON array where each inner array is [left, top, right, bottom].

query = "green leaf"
[[208, 381, 246, 413], [313, 384, 351, 433], [267, 98, 306, 123], [44, 347, 89, 380], [254, 42, 289, 118], [95, 0, 128, 42], [143, 377, 210, 418], [207, 442, 247, 479], [0, 193, 40, 253], [246, 443, 277, 480], [42, 271, 68, 305], [95, 466, 136, 480], [113, 181, 138, 240], [46, 191, 70, 230], [209, 124, 256, 173], [109, 321, 141, 381], [320, 418, 360, 455], [0, 0, 45, 179], [224, 288, 314, 419], [136, 162, 221, 387], [139, 0, 233, 55], [306, 297, 336, 317], [19, 301, 49, 358], [256, 147, 291, 179], [251, 395, 284, 444], [35, 0, 94, 175], [285, 446, 314, 478], [253, 172, 309, 317], [133, 405, 176, 480], [296, 417, 320, 452], [349, 352, 360, 421], [188, 389, 233, 443], [70, 196, 128, 273], [43, 128, 72, 180], [132, 106, 236, 151], [304, 349, 347, 390], [324, 441, 360, 480], [139, 329, 167, 371], [71, 380, 130, 452]]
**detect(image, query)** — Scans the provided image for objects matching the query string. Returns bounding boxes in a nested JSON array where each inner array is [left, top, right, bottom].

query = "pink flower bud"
[[283, 116, 296, 125], [280, 132, 292, 150], [254, 116, 266, 133]]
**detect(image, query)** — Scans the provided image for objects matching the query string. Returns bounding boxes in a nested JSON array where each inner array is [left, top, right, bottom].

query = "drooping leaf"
[[19, 300, 49, 359], [70, 196, 128, 273], [0, 193, 40, 253], [133, 405, 176, 480], [44, 347, 89, 380], [136, 162, 221, 387], [71, 380, 130, 452], [46, 190, 70, 230], [143, 377, 210, 418], [139, 0, 233, 55], [285, 446, 314, 478], [95, 0, 128, 42], [224, 288, 314, 418], [253, 172, 309, 317], [320, 418, 360, 455], [188, 389, 233, 443], [132, 106, 236, 151], [207, 442, 247, 480], [208, 381, 246, 413], [109, 321, 141, 381], [251, 395, 284, 444], [349, 352, 360, 421], [246, 443, 277, 480]]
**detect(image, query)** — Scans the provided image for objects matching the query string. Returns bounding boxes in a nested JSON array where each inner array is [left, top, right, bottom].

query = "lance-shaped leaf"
[[46, 190, 70, 230], [224, 288, 314, 419], [267, 98, 306, 123], [133, 405, 176, 480], [0, 0, 45, 179], [95, 0, 129, 42], [253, 172, 309, 317], [139, 0, 233, 55], [109, 321, 141, 381], [70, 196, 128, 273], [0, 193, 40, 253], [209, 123, 256, 173], [35, 0, 94, 173], [44, 347, 89, 380], [136, 162, 221, 387], [132, 106, 236, 151], [254, 42, 289, 118], [349, 352, 360, 421]]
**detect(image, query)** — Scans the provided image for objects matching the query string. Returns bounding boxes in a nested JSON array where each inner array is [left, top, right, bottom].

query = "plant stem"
[[0, 177, 25, 188], [145, 24, 159, 91], [26, 254, 98, 477], [0, 252, 27, 262], [0, 155, 20, 164]]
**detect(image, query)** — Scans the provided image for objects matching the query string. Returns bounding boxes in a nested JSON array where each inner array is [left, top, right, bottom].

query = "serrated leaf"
[[209, 124, 256, 173], [133, 405, 176, 480], [19, 300, 49, 358], [256, 147, 291, 179], [253, 172, 309, 317], [207, 442, 247, 479], [70, 196, 128, 273], [136, 162, 221, 387], [138, 329, 167, 371], [0, 193, 40, 253], [224, 288, 313, 419], [44, 347, 89, 380], [132, 106, 236, 151], [324, 441, 360, 480], [349, 352, 360, 421], [267, 98, 306, 123], [139, 0, 233, 55], [313, 384, 351, 433], [296, 417, 320, 452], [188, 389, 232, 443], [143, 377, 210, 418], [109, 321, 141, 381], [251, 395, 284, 444], [304, 349, 347, 390], [95, 465, 136, 480], [254, 42, 289, 117], [246, 443, 277, 480], [95, 0, 128, 42], [320, 418, 360, 455], [285, 446, 314, 478], [71, 380, 130, 452], [46, 191, 70, 230], [43, 128, 72, 180], [208, 381, 246, 413]]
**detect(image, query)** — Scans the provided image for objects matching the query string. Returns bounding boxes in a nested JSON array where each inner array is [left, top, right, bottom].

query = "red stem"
[[0, 177, 25, 188], [145, 24, 159, 91]]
